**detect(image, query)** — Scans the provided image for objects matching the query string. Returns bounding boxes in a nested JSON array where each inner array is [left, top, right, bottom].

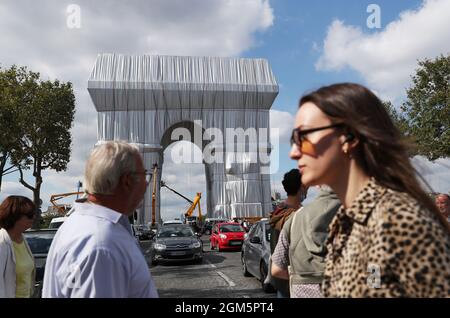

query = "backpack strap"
[[287, 207, 303, 292]]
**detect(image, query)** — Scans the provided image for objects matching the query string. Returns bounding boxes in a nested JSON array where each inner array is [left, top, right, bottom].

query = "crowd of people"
[[268, 83, 450, 298], [1, 83, 449, 298]]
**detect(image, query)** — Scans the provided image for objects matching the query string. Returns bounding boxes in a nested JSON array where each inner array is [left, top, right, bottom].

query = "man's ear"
[[120, 173, 133, 191]]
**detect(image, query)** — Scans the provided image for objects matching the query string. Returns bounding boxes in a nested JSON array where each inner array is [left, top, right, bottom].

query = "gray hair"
[[84, 141, 141, 195]]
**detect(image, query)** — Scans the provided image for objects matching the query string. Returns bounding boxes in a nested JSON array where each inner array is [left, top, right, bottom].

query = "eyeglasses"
[[290, 123, 345, 155], [132, 170, 153, 184]]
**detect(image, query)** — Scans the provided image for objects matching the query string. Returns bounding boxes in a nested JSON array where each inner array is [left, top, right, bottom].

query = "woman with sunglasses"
[[0, 196, 36, 298], [290, 83, 450, 297]]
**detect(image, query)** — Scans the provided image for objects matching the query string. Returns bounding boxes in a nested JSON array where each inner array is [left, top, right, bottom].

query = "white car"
[[162, 219, 183, 226], [48, 217, 67, 229]]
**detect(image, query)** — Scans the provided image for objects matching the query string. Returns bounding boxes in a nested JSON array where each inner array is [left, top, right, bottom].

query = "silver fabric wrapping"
[[88, 54, 278, 224]]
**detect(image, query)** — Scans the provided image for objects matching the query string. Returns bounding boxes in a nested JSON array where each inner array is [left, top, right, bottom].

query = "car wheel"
[[260, 261, 275, 293], [151, 258, 158, 266], [241, 254, 251, 277], [196, 257, 203, 264]]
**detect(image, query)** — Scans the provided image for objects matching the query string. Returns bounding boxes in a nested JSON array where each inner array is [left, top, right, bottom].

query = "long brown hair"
[[299, 83, 450, 233]]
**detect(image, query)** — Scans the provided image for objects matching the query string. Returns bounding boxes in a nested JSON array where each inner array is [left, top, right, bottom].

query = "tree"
[[383, 100, 408, 136], [0, 66, 39, 191], [39, 209, 60, 229], [8, 69, 75, 226], [401, 54, 450, 161]]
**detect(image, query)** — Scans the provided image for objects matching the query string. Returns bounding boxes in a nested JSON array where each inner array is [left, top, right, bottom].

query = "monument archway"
[[88, 54, 279, 225]]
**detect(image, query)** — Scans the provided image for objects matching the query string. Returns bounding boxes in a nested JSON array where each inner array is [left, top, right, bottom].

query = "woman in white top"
[[0, 196, 36, 298]]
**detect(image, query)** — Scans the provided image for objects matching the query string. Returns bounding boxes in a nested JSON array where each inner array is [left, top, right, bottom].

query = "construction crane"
[[160, 180, 203, 224], [185, 193, 202, 222], [151, 164, 158, 228], [49, 192, 84, 215]]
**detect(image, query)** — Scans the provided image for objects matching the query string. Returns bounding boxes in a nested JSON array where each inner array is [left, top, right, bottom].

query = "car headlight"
[[219, 234, 227, 240], [153, 243, 166, 250], [189, 241, 201, 249]]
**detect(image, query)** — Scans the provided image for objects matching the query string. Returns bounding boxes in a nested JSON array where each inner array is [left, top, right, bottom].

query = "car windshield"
[[48, 221, 64, 229], [157, 227, 194, 238], [220, 224, 244, 233], [264, 223, 271, 242], [24, 233, 55, 254]]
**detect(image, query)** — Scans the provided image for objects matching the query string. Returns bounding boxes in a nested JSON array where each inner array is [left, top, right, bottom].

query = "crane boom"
[[161, 181, 193, 204], [151, 164, 158, 227], [160, 181, 203, 222], [50, 192, 84, 215], [184, 193, 202, 221]]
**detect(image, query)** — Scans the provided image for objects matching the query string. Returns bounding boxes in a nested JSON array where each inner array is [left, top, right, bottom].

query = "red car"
[[210, 222, 246, 251]]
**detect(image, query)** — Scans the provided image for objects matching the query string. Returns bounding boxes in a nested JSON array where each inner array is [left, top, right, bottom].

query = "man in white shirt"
[[42, 141, 158, 298]]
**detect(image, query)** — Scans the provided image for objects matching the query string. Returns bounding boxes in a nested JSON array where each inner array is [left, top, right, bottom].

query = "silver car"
[[23, 229, 57, 297], [241, 219, 275, 293], [151, 224, 203, 265]]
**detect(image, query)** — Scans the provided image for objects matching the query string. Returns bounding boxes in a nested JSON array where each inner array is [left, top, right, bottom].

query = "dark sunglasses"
[[290, 123, 345, 154]]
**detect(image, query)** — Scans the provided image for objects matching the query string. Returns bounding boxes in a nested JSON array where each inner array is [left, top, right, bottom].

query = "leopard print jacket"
[[322, 178, 450, 297]]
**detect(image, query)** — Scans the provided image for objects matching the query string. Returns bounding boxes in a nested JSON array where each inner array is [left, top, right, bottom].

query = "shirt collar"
[[341, 177, 387, 224], [74, 201, 124, 224]]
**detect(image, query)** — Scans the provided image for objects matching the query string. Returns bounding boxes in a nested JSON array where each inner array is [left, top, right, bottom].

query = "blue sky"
[[0, 0, 448, 220], [245, 0, 449, 199], [248, 0, 423, 110]]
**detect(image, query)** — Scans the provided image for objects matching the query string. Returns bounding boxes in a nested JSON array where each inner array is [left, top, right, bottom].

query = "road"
[[141, 236, 276, 298]]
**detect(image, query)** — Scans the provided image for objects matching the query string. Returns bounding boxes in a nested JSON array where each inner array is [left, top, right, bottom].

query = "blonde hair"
[[84, 141, 140, 195]]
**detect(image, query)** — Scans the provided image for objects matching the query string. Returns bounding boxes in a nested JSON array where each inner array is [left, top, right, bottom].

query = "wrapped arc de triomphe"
[[87, 54, 279, 225]]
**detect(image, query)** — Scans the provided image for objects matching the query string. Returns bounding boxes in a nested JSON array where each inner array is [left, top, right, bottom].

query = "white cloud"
[[411, 156, 450, 194], [0, 182, 33, 203], [160, 141, 206, 221], [316, 0, 450, 102], [270, 109, 295, 145], [0, 0, 275, 211], [269, 109, 295, 175]]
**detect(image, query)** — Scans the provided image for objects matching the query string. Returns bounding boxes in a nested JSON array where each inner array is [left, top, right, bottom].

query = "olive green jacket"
[[282, 189, 340, 285]]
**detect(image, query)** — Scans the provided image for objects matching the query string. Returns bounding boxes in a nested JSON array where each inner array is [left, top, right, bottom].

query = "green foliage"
[[39, 210, 60, 229], [0, 66, 39, 190], [383, 54, 449, 161], [0, 65, 75, 223], [383, 100, 408, 134], [401, 54, 450, 161], [11, 78, 76, 173]]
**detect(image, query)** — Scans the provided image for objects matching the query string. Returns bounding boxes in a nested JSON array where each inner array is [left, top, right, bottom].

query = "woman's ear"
[[341, 131, 359, 154], [344, 133, 355, 143]]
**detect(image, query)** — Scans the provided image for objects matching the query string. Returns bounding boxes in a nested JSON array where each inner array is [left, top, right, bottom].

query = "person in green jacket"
[[268, 169, 307, 297], [271, 186, 340, 297]]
